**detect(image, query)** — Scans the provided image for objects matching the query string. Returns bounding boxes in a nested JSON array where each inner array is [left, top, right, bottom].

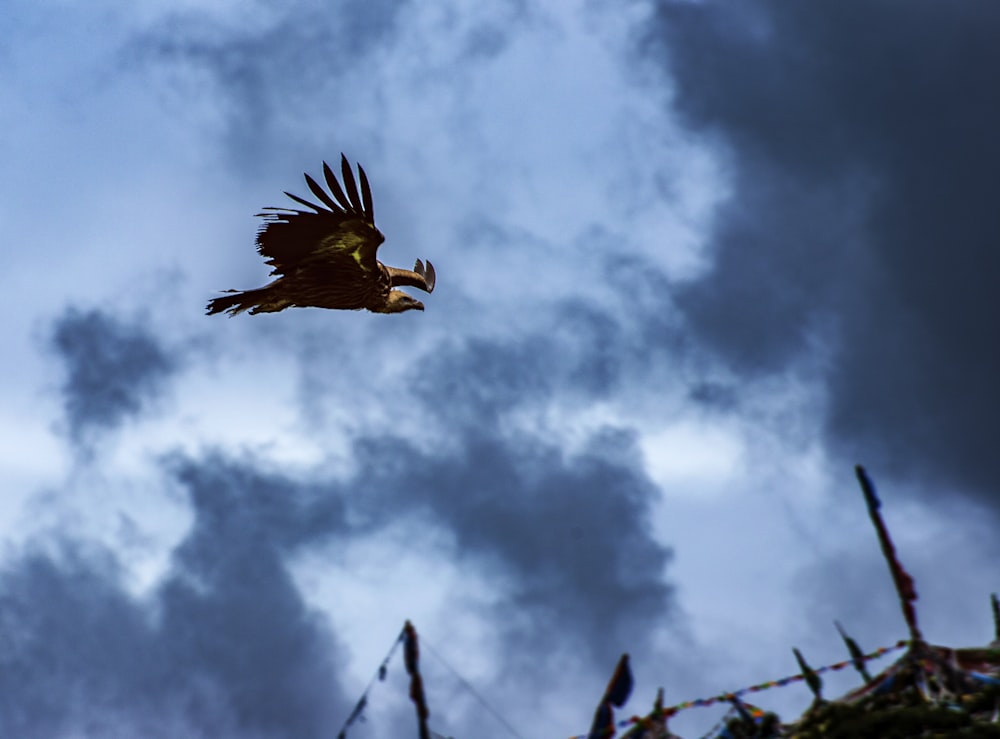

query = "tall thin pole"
[[403, 620, 431, 739], [855, 465, 923, 643]]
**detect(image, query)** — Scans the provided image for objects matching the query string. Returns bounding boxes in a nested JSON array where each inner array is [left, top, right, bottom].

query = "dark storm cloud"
[[0, 457, 350, 739], [647, 1, 1000, 504], [50, 307, 178, 443], [349, 424, 672, 669], [159, 455, 351, 738], [3, 305, 675, 731], [303, 303, 677, 670], [0, 543, 153, 738]]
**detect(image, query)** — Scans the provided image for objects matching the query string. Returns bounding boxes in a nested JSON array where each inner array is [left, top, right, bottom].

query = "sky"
[[2, 1, 999, 737]]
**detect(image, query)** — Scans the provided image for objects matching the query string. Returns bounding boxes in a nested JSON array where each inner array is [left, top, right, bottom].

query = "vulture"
[[207, 155, 435, 316]]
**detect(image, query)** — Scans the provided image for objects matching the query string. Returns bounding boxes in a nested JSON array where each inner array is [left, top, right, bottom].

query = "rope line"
[[665, 640, 908, 714], [421, 635, 529, 739], [336, 626, 405, 739], [336, 622, 527, 739], [341, 630, 939, 739]]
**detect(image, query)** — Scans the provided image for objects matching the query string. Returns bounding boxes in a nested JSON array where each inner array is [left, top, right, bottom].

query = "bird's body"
[[207, 155, 435, 316]]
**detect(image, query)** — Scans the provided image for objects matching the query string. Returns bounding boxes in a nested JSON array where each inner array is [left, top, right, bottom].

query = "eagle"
[[207, 155, 435, 316]]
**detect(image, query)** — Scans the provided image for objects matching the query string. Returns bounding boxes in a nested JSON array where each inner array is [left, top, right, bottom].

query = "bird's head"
[[382, 290, 425, 313]]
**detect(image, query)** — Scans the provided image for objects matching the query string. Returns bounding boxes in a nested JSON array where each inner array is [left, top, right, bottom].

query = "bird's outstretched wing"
[[255, 154, 385, 278]]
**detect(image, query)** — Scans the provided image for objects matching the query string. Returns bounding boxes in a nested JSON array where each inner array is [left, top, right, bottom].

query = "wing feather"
[[340, 154, 363, 213], [304, 174, 342, 212], [255, 207, 311, 217], [282, 191, 326, 212], [359, 164, 374, 222], [253, 158, 384, 279], [322, 160, 353, 211]]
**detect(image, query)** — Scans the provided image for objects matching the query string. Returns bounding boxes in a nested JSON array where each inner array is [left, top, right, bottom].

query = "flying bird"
[[207, 155, 435, 316]]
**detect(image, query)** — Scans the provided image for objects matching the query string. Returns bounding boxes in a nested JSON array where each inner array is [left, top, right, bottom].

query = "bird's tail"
[[206, 287, 276, 316]]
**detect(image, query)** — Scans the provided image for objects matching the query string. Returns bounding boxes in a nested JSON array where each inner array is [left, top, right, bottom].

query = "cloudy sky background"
[[3, 1, 999, 737]]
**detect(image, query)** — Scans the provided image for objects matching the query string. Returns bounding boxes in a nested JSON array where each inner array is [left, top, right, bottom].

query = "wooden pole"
[[855, 465, 923, 643]]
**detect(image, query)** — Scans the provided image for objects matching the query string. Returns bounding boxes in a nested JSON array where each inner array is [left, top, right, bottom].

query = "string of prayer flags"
[[569, 641, 909, 739], [728, 694, 757, 726], [621, 687, 670, 739], [403, 620, 431, 739], [855, 465, 923, 642], [655, 642, 904, 715]]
